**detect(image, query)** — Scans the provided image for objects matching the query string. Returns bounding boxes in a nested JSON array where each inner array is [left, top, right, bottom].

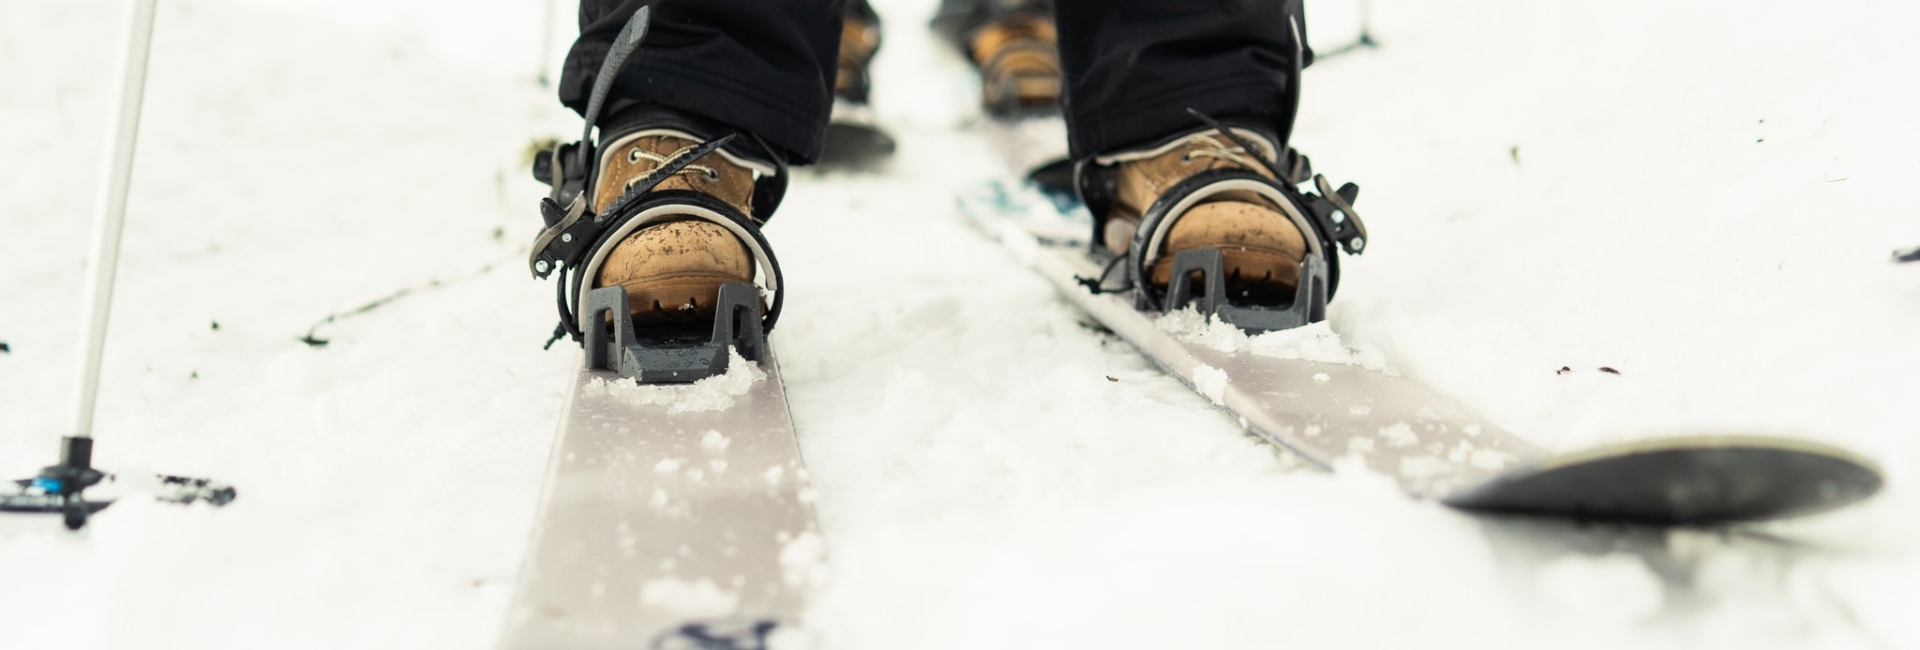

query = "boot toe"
[[595, 220, 755, 325], [1149, 201, 1307, 305]]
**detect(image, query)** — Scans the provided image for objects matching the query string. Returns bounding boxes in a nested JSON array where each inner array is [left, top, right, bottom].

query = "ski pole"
[[5, 0, 237, 530], [1358, 0, 1377, 48], [536, 0, 558, 87], [67, 0, 157, 466]]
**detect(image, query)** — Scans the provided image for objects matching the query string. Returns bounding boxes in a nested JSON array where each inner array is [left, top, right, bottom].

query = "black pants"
[[561, 0, 1313, 164]]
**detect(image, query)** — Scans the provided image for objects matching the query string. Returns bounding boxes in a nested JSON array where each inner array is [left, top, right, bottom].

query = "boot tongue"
[[599, 104, 780, 176], [592, 129, 756, 215], [1109, 129, 1280, 219], [1183, 131, 1279, 177]]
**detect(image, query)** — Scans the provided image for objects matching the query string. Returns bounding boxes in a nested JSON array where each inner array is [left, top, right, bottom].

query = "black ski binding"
[[1164, 248, 1329, 331], [522, 6, 788, 383], [1076, 122, 1368, 334], [582, 283, 768, 383]]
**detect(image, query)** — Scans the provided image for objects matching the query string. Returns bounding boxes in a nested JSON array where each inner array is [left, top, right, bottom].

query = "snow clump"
[[583, 347, 767, 413], [1156, 310, 1390, 370]]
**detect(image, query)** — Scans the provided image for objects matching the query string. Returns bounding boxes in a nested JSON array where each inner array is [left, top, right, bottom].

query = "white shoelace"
[[624, 143, 719, 192], [1178, 134, 1263, 170]]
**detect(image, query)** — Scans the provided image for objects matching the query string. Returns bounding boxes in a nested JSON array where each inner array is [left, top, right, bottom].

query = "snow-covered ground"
[[2, 0, 1916, 647]]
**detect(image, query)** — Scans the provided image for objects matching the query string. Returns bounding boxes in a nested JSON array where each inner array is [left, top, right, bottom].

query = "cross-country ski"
[[3, 0, 1917, 649]]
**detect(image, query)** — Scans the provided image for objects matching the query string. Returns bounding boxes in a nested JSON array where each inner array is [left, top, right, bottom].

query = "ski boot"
[[820, 4, 896, 165], [1076, 112, 1368, 333], [960, 8, 1072, 189], [970, 11, 1060, 116], [587, 108, 776, 326], [529, 9, 787, 382]]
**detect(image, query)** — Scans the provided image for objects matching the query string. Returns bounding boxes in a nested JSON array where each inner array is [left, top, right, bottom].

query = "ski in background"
[[3, 0, 236, 531], [956, 130, 1882, 525], [818, 2, 897, 168], [820, 99, 897, 168], [1896, 246, 1919, 263], [503, 9, 824, 649]]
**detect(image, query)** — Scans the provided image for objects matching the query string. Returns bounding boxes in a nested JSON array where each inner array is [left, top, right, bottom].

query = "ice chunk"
[[1193, 364, 1229, 406], [779, 530, 828, 588], [639, 577, 741, 618], [1157, 308, 1248, 353], [1469, 448, 1518, 472], [1379, 423, 1419, 448], [1399, 455, 1454, 480], [1348, 437, 1376, 454]]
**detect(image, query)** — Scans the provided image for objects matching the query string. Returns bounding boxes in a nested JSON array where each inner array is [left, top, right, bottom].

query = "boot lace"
[[625, 142, 720, 192], [1177, 134, 1267, 171]]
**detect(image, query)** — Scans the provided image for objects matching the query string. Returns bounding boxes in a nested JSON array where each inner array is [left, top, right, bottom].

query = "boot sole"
[[985, 75, 1061, 113]]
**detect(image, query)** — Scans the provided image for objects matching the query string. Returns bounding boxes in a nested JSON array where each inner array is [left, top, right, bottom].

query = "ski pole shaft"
[[69, 0, 158, 440], [536, 0, 558, 87]]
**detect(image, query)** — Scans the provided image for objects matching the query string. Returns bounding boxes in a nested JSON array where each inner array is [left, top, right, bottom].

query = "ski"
[[958, 178, 1883, 524], [819, 99, 896, 168], [498, 318, 822, 650], [502, 9, 826, 648]]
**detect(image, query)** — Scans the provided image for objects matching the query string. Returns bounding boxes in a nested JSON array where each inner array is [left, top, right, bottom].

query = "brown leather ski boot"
[[836, 12, 882, 103], [820, 9, 897, 164], [1100, 130, 1309, 304], [590, 128, 762, 326], [970, 12, 1061, 113]]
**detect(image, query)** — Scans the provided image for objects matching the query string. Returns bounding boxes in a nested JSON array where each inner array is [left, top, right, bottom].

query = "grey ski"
[[959, 180, 1881, 523], [498, 353, 822, 650]]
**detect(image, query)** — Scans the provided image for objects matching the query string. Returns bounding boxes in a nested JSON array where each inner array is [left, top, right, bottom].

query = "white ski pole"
[[69, 0, 158, 448], [537, 0, 558, 87], [6, 0, 232, 529]]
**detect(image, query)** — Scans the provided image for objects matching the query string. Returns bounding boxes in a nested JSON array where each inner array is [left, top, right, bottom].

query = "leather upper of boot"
[[836, 16, 882, 102], [970, 13, 1060, 110], [1105, 131, 1309, 294], [591, 130, 756, 216], [591, 130, 758, 322]]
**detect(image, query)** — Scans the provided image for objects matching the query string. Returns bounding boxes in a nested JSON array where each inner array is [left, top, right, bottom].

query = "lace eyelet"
[[706, 170, 720, 181], [627, 149, 643, 164]]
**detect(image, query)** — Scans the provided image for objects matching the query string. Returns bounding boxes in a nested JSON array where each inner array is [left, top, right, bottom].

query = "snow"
[[1159, 310, 1393, 369], [1, 0, 1917, 648], [1534, 553, 1666, 625], [583, 347, 766, 413], [1191, 363, 1228, 405], [640, 577, 740, 618]]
